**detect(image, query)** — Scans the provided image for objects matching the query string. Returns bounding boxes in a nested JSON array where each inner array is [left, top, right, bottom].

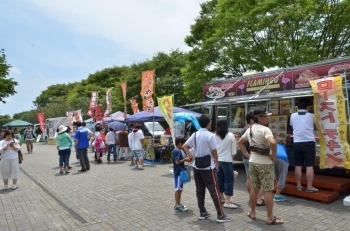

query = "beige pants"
[[25, 140, 33, 152]]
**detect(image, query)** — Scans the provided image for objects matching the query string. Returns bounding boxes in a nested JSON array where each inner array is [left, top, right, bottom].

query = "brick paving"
[[0, 144, 350, 230]]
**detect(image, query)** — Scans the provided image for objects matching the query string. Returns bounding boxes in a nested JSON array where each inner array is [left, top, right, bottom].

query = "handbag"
[[18, 150, 23, 164], [193, 133, 211, 168], [180, 169, 190, 184], [100, 141, 106, 149]]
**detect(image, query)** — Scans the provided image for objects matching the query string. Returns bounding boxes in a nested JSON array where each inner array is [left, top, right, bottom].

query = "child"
[[274, 142, 289, 202], [172, 137, 191, 212]]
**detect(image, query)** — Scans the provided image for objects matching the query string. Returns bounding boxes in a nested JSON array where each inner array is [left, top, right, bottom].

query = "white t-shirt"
[[106, 131, 116, 145], [128, 130, 144, 150], [0, 140, 20, 159], [241, 124, 274, 164], [185, 128, 218, 170], [290, 110, 315, 142], [215, 133, 237, 163]]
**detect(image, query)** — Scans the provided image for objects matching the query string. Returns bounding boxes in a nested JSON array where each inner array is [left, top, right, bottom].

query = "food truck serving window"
[[230, 105, 244, 129]]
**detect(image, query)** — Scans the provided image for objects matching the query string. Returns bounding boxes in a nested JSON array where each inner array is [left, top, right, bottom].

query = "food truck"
[[185, 56, 350, 177], [46, 117, 68, 138]]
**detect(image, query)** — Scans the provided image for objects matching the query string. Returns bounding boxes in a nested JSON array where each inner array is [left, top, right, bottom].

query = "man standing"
[[24, 125, 36, 153], [240, 113, 265, 206], [237, 109, 283, 225], [290, 98, 317, 192], [182, 115, 232, 223], [75, 122, 93, 172], [128, 125, 145, 170]]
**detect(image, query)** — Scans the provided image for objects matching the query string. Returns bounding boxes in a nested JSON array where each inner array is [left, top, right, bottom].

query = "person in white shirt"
[[128, 125, 145, 169], [290, 98, 317, 192], [0, 130, 21, 189], [106, 128, 118, 163], [183, 115, 232, 223], [215, 120, 238, 209], [238, 109, 283, 225]]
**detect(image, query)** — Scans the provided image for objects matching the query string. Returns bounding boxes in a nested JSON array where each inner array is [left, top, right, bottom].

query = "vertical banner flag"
[[87, 91, 98, 117], [310, 76, 350, 169], [121, 82, 127, 116], [66, 111, 73, 129], [36, 113, 45, 133], [73, 110, 83, 122], [104, 88, 112, 117], [91, 105, 103, 122], [129, 97, 139, 114], [157, 95, 175, 142], [140, 70, 155, 112]]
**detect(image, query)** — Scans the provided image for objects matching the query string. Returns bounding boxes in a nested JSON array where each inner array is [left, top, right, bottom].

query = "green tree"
[[0, 49, 18, 103], [0, 114, 12, 127], [184, 0, 350, 101]]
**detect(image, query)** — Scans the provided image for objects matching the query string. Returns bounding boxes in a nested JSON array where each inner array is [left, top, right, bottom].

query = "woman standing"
[[56, 125, 73, 174], [0, 130, 20, 189], [215, 120, 238, 209]]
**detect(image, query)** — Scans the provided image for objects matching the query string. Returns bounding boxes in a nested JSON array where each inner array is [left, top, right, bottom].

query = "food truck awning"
[[182, 90, 314, 108]]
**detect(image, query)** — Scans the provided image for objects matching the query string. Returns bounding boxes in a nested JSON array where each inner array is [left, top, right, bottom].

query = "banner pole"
[[152, 70, 156, 146]]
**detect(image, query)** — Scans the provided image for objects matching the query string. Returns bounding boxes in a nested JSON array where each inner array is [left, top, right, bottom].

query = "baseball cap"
[[253, 109, 272, 117]]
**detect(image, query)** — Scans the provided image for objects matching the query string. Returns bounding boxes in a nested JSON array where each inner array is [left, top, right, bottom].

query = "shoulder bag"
[[193, 132, 211, 168]]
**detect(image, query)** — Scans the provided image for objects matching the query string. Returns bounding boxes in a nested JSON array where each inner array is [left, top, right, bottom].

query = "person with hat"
[[237, 109, 283, 225], [56, 125, 73, 174]]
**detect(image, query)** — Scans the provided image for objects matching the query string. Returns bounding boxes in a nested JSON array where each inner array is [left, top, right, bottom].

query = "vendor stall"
[[184, 56, 350, 177]]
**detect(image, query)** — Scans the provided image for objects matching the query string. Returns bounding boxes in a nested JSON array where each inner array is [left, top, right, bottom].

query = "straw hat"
[[57, 125, 68, 134]]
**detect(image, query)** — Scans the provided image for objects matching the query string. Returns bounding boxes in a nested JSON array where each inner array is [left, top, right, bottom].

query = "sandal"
[[257, 199, 265, 206], [247, 212, 256, 220], [60, 171, 64, 174], [65, 172, 70, 174], [11, 185, 17, 189], [296, 186, 303, 191], [306, 187, 318, 193], [266, 216, 284, 225]]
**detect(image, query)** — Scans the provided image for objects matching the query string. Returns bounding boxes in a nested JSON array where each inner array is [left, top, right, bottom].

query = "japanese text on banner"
[[87, 91, 98, 116], [104, 89, 112, 117], [310, 76, 350, 169], [36, 113, 45, 133], [129, 98, 139, 114], [157, 95, 175, 143], [140, 70, 155, 112]]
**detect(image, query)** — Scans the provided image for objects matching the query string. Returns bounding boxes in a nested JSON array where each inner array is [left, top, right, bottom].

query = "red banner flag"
[[36, 113, 45, 133], [87, 91, 98, 117], [140, 70, 155, 112], [91, 105, 103, 122], [104, 89, 112, 117]]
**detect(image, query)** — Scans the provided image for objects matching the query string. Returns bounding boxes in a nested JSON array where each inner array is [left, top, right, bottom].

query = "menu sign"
[[269, 115, 288, 142], [203, 60, 350, 100], [269, 100, 291, 115]]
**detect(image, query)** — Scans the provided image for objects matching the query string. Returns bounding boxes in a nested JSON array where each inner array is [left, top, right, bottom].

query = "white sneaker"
[[223, 203, 238, 209], [4, 185, 8, 190], [75, 160, 80, 163]]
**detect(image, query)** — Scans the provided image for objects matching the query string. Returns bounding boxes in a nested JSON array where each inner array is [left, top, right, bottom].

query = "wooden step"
[[275, 183, 339, 204], [285, 171, 350, 192]]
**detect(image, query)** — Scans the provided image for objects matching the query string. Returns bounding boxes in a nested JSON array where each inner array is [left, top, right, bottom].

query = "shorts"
[[0, 158, 19, 179], [294, 141, 316, 167], [134, 150, 145, 161], [249, 162, 274, 191], [242, 157, 249, 178], [131, 150, 134, 156], [174, 175, 183, 191]]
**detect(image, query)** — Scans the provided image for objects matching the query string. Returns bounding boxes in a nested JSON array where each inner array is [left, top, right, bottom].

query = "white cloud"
[[26, 0, 206, 56]]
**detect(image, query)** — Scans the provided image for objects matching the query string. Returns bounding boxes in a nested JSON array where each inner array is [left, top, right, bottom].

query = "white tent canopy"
[[103, 111, 130, 123]]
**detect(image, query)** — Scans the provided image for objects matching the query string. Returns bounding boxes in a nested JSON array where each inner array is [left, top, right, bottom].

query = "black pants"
[[78, 148, 90, 171], [193, 168, 224, 216]]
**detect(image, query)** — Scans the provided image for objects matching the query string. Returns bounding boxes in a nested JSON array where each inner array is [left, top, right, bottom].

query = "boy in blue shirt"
[[274, 142, 290, 202], [172, 137, 191, 212]]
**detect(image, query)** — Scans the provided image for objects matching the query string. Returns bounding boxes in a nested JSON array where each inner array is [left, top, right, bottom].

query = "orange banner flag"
[[140, 70, 155, 112]]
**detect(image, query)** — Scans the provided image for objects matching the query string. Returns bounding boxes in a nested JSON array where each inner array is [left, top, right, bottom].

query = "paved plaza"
[[0, 144, 350, 231]]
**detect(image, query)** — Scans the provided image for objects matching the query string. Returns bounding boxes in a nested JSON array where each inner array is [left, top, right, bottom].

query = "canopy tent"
[[2, 120, 33, 128], [103, 111, 130, 123], [125, 107, 202, 123]]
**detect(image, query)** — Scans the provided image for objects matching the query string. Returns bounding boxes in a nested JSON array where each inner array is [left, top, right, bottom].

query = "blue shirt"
[[75, 127, 89, 149], [276, 143, 289, 163], [172, 148, 185, 176]]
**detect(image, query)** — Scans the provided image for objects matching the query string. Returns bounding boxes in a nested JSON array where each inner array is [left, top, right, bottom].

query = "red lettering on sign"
[[326, 153, 343, 163], [326, 140, 341, 151], [322, 129, 338, 139], [319, 102, 335, 112], [321, 112, 335, 123], [317, 80, 333, 100]]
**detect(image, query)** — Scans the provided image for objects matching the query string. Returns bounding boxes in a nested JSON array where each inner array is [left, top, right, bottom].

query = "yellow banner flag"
[[310, 76, 350, 169], [157, 95, 174, 140]]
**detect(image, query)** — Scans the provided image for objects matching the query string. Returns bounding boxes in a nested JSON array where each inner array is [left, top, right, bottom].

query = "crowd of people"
[[0, 98, 316, 226]]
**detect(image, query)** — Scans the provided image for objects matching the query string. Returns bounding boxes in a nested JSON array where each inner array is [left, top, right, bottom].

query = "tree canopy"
[[0, 49, 18, 103]]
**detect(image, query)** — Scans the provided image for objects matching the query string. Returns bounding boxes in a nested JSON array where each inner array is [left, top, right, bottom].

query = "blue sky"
[[0, 0, 205, 116]]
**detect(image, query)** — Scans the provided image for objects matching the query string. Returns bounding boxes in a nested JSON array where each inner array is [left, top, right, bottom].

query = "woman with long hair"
[[0, 130, 21, 189], [215, 120, 238, 209]]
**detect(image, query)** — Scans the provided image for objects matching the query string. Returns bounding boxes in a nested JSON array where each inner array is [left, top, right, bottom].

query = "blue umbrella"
[[108, 121, 126, 131]]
